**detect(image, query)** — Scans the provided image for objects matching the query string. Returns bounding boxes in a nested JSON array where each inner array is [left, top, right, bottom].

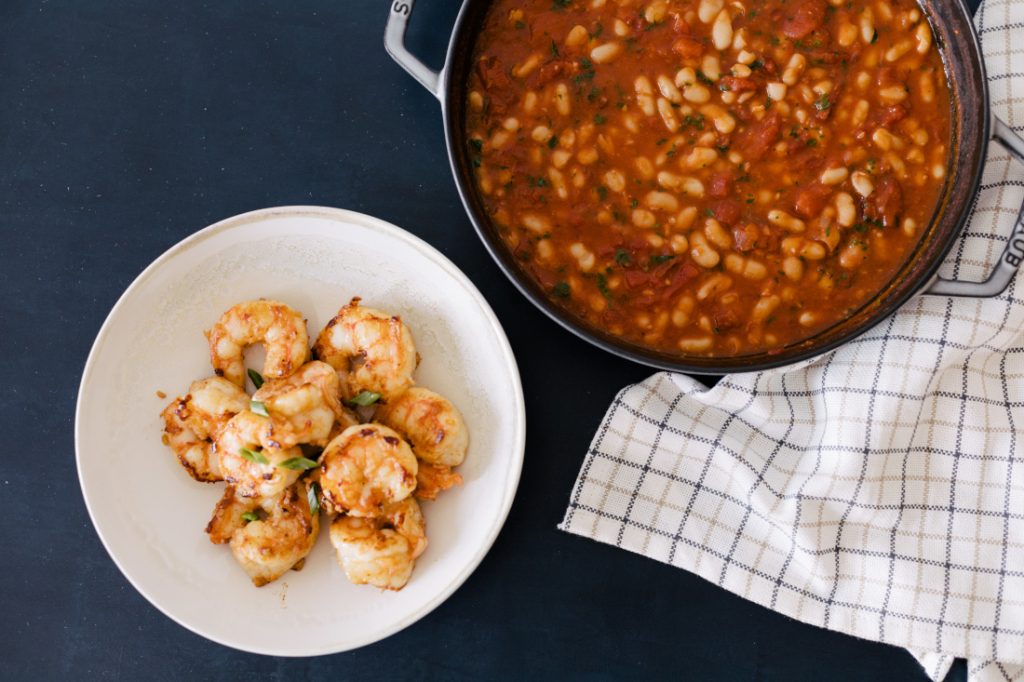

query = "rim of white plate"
[[74, 206, 526, 656]]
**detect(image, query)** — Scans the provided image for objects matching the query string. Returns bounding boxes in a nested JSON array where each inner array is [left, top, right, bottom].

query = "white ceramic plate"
[[75, 206, 525, 656]]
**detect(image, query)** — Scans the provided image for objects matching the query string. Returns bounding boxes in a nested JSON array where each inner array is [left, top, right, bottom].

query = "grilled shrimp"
[[414, 463, 464, 501], [252, 360, 345, 448], [161, 377, 249, 482], [312, 298, 417, 401], [375, 387, 468, 467], [206, 482, 320, 587], [329, 498, 426, 590], [207, 299, 309, 387], [215, 411, 304, 498], [320, 424, 417, 517]]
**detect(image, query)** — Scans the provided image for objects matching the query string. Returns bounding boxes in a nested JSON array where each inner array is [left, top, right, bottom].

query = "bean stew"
[[464, 0, 951, 356]]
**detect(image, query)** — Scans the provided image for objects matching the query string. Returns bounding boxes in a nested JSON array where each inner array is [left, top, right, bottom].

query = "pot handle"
[[384, 0, 442, 99], [926, 116, 1024, 297]]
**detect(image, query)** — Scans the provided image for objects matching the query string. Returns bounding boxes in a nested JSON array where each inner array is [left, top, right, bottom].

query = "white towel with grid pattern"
[[560, 1, 1024, 679]]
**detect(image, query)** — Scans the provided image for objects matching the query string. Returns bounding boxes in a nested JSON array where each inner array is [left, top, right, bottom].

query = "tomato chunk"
[[781, 0, 826, 39], [738, 112, 782, 161]]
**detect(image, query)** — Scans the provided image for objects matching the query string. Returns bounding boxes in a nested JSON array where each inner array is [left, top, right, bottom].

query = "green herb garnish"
[[594, 113, 607, 125], [547, 135, 559, 149], [346, 390, 381, 407], [278, 457, 319, 471], [241, 511, 259, 523], [649, 254, 675, 266], [553, 281, 571, 298], [615, 249, 631, 266], [249, 400, 269, 417], [596, 274, 612, 300], [247, 368, 265, 389], [239, 447, 269, 465], [814, 93, 831, 111], [307, 482, 321, 516]]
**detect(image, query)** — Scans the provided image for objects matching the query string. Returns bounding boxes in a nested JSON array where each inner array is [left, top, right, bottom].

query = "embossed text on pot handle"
[[926, 116, 1024, 297], [384, 0, 442, 98]]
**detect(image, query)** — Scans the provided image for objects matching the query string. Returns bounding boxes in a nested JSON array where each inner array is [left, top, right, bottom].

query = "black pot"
[[385, 0, 1024, 373]]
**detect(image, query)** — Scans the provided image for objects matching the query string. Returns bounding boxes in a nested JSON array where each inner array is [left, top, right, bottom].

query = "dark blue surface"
[[0, 1, 974, 679]]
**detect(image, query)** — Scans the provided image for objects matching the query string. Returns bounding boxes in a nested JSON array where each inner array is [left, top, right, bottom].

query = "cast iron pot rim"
[[437, 0, 989, 375]]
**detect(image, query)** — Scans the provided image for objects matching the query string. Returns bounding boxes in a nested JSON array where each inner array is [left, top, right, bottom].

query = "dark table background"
[[0, 0, 978, 679]]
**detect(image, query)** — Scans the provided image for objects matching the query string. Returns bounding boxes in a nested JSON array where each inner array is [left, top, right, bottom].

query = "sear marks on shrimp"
[[215, 411, 304, 498], [161, 376, 249, 482], [253, 360, 345, 448], [329, 498, 427, 591], [207, 482, 320, 587], [414, 463, 464, 501], [320, 423, 418, 517], [207, 299, 309, 387], [312, 298, 418, 402], [376, 387, 469, 468]]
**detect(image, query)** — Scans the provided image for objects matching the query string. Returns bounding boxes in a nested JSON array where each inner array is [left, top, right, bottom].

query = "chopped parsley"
[[594, 113, 607, 124], [649, 254, 675, 266], [553, 281, 571, 298], [615, 249, 631, 266], [596, 274, 613, 300], [814, 93, 831, 111]]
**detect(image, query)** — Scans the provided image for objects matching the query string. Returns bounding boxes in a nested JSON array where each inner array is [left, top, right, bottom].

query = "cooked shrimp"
[[415, 463, 464, 501], [252, 360, 345, 447], [313, 298, 417, 401], [206, 482, 320, 587], [320, 424, 418, 517], [207, 299, 309, 387], [160, 377, 249, 482], [376, 387, 468, 467], [328, 498, 426, 590], [215, 411, 304, 498]]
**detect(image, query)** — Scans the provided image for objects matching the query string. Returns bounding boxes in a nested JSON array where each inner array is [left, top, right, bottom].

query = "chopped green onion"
[[241, 511, 259, 523], [307, 482, 321, 516], [247, 368, 265, 389], [249, 400, 269, 417], [346, 390, 381, 407], [239, 447, 268, 465], [278, 457, 319, 471]]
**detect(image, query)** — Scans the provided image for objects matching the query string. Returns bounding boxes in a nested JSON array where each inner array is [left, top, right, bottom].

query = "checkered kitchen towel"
[[560, 1, 1024, 679]]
